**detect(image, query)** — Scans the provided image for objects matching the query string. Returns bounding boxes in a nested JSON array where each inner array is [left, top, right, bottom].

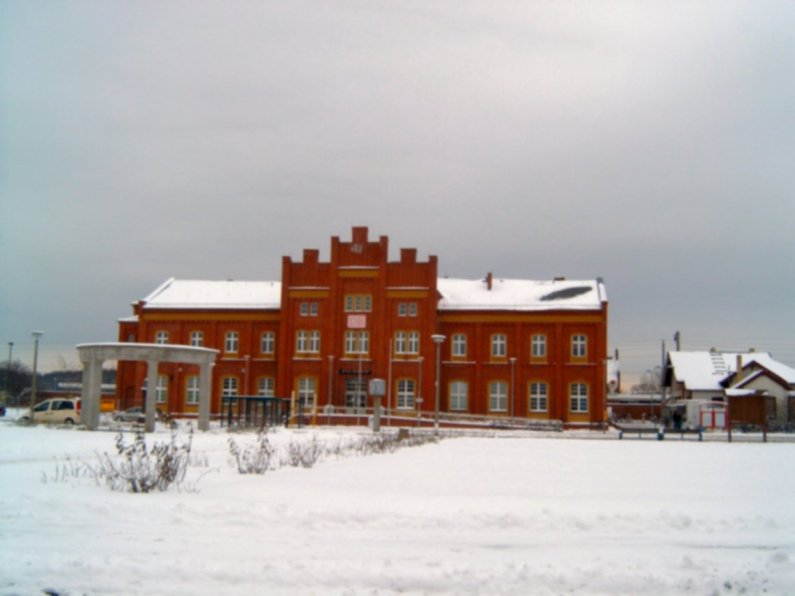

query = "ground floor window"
[[345, 378, 366, 409], [396, 379, 415, 409], [185, 375, 199, 405], [529, 382, 548, 413], [449, 381, 468, 411], [156, 375, 168, 404], [222, 376, 239, 398], [258, 377, 275, 397], [297, 376, 316, 408], [570, 382, 588, 413], [489, 381, 508, 412]]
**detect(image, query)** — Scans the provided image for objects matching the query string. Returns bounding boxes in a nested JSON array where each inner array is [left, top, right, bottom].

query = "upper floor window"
[[345, 331, 369, 355], [156, 375, 168, 404], [260, 331, 275, 355], [570, 382, 588, 412], [189, 331, 204, 347], [452, 334, 467, 358], [395, 331, 419, 355], [344, 294, 372, 312], [449, 381, 468, 411], [489, 381, 508, 412], [531, 334, 547, 359], [529, 382, 548, 412], [571, 335, 587, 359], [491, 334, 507, 358], [296, 330, 320, 354], [155, 331, 169, 345], [300, 302, 319, 316], [225, 331, 239, 353], [398, 302, 418, 317]]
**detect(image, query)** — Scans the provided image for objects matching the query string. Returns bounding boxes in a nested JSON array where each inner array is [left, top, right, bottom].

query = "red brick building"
[[116, 227, 609, 427]]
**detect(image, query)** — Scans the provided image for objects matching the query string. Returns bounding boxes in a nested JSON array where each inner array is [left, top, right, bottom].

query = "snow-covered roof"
[[668, 350, 777, 391], [437, 277, 606, 311], [740, 353, 795, 385], [141, 278, 281, 310]]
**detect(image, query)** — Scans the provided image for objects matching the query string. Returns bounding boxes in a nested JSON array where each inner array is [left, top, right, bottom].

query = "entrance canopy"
[[77, 342, 219, 432]]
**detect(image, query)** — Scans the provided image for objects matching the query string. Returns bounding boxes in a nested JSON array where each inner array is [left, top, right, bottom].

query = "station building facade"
[[116, 227, 609, 427]]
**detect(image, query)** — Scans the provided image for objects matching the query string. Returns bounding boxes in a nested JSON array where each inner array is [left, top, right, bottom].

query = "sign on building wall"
[[347, 314, 367, 329]]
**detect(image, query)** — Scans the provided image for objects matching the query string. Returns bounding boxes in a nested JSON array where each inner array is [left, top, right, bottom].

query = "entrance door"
[[345, 379, 366, 412]]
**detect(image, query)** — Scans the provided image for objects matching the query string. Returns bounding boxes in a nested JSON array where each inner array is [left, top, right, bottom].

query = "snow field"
[[1, 421, 794, 595]]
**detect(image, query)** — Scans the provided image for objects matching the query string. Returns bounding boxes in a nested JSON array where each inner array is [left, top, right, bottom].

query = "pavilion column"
[[80, 356, 104, 430], [198, 362, 213, 431], [145, 359, 159, 433]]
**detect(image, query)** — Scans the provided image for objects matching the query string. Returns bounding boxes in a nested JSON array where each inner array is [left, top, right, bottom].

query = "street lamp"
[[29, 331, 43, 422], [431, 334, 446, 435], [6, 342, 12, 401]]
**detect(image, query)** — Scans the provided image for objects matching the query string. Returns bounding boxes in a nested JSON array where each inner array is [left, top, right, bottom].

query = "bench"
[[616, 423, 664, 440]]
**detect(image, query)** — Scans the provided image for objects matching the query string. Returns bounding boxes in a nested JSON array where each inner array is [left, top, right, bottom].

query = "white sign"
[[369, 378, 386, 397], [347, 314, 367, 329]]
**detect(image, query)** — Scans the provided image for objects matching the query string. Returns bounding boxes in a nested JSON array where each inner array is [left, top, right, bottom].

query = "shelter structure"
[[77, 343, 218, 431], [115, 227, 609, 428]]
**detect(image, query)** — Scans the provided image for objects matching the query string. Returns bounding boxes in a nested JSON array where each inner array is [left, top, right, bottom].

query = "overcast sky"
[[1, 1, 793, 383]]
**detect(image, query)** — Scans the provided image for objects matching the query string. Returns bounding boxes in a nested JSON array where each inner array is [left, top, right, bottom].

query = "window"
[[491, 334, 507, 358], [570, 383, 588, 413], [189, 331, 204, 347], [396, 379, 415, 409], [309, 330, 320, 353], [156, 375, 168, 404], [572, 335, 587, 359], [296, 330, 308, 353], [185, 376, 200, 405], [297, 377, 316, 407], [344, 294, 372, 312], [155, 331, 169, 345], [345, 331, 369, 354], [529, 382, 548, 412], [489, 381, 508, 412], [222, 376, 239, 398], [225, 331, 239, 353], [407, 331, 420, 354], [452, 334, 467, 358], [398, 302, 418, 317], [258, 377, 274, 397], [531, 334, 547, 359], [345, 379, 366, 409], [260, 331, 275, 354], [449, 381, 468, 411], [394, 331, 407, 354], [300, 302, 318, 316]]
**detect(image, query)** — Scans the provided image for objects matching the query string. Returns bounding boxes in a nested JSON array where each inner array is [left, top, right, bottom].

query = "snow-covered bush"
[[96, 428, 194, 493], [285, 434, 323, 468], [228, 433, 274, 474]]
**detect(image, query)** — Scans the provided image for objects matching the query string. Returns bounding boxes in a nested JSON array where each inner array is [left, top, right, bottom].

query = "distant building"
[[116, 227, 609, 427]]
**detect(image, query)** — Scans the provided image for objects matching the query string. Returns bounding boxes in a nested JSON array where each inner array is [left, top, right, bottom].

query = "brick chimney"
[[486, 272, 493, 291]]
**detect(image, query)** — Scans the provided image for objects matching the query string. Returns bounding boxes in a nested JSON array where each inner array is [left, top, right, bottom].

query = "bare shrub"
[[228, 433, 274, 474], [285, 435, 323, 468]]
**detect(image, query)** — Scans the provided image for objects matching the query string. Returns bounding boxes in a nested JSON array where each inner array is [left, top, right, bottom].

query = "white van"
[[20, 398, 81, 425]]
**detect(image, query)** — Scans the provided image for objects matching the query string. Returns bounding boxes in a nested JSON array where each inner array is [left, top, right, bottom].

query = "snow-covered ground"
[[1, 414, 794, 595]]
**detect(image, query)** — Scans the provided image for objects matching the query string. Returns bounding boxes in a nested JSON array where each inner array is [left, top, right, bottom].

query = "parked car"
[[19, 398, 81, 425], [113, 406, 146, 424]]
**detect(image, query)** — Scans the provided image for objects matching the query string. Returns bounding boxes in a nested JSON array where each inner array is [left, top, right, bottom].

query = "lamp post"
[[29, 331, 43, 422], [6, 342, 12, 401], [431, 334, 445, 435]]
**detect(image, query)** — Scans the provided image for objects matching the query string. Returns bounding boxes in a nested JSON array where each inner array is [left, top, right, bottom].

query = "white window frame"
[[156, 375, 168, 404], [296, 330, 308, 353], [394, 331, 407, 354], [529, 382, 548, 412], [449, 381, 468, 411], [297, 376, 316, 407], [185, 375, 200, 405], [531, 334, 547, 358], [489, 381, 508, 412], [309, 330, 320, 353], [225, 331, 239, 354], [396, 379, 415, 410], [258, 377, 275, 397], [155, 331, 169, 345], [345, 331, 368, 354], [260, 331, 275, 354], [222, 376, 239, 398], [491, 334, 507, 358], [190, 331, 204, 347], [407, 331, 420, 355], [572, 335, 587, 359], [570, 382, 589, 413], [452, 334, 467, 358]]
